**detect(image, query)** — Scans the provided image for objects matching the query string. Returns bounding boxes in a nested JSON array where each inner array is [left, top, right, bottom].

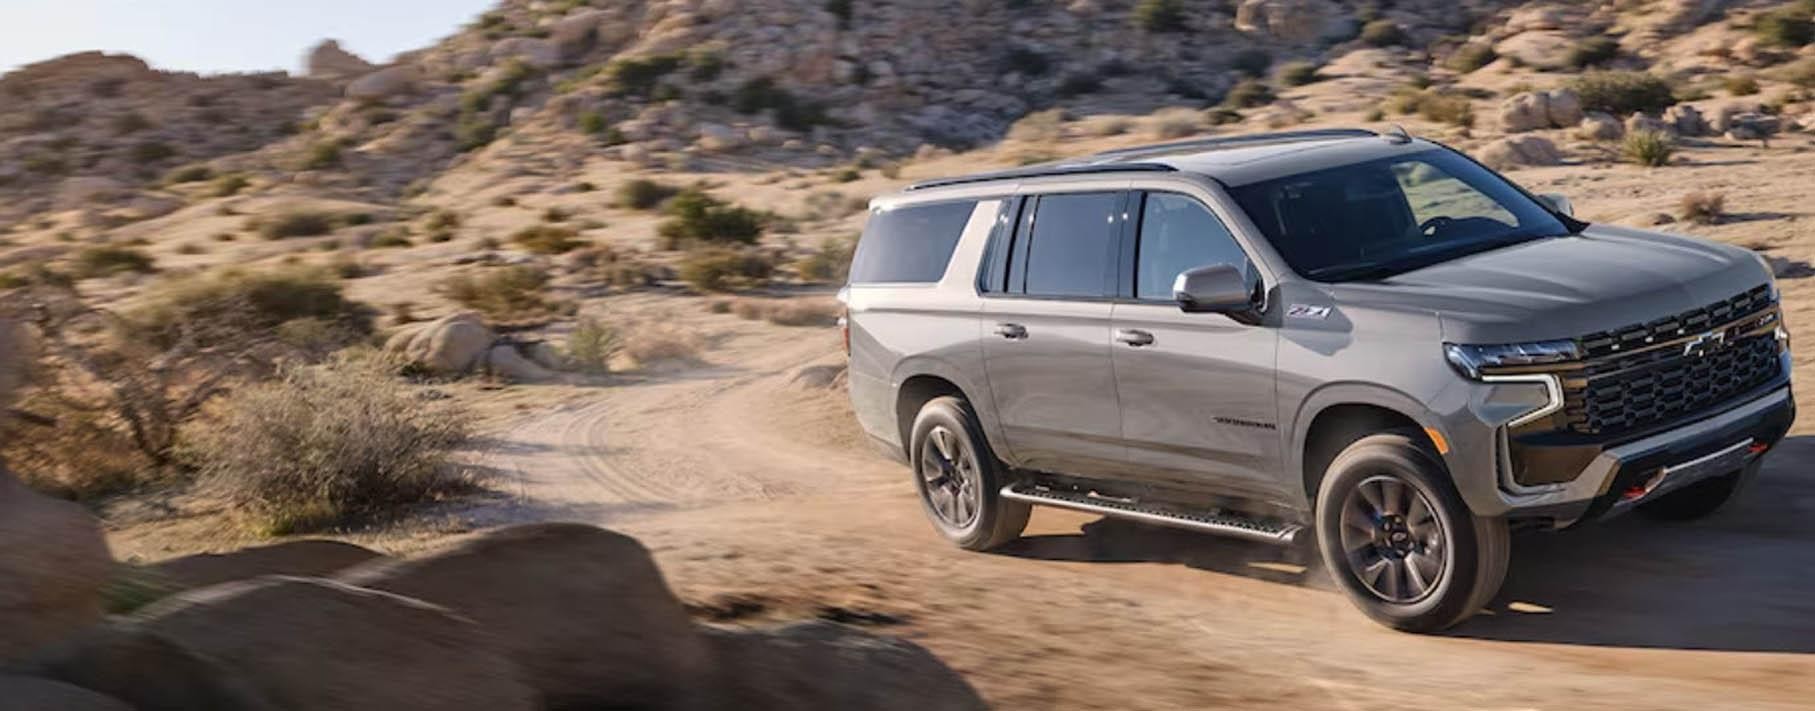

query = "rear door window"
[[849, 200, 979, 284], [1018, 192, 1122, 298]]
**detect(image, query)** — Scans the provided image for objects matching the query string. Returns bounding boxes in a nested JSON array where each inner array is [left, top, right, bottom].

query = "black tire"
[[909, 396, 1029, 551], [1637, 459, 1760, 522], [1314, 432, 1510, 633]]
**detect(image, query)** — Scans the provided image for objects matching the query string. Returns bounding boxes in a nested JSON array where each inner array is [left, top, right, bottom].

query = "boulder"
[[1626, 112, 1672, 136], [29, 625, 276, 711], [491, 38, 562, 69], [1726, 112, 1782, 142], [1494, 31, 1576, 71], [384, 312, 495, 375], [696, 123, 745, 152], [0, 467, 113, 666], [1577, 112, 1624, 140], [147, 540, 384, 592], [0, 675, 134, 711], [345, 65, 417, 102], [338, 523, 710, 710], [0, 318, 28, 407], [485, 344, 558, 382], [1710, 102, 1765, 134], [1664, 104, 1707, 137], [127, 576, 537, 711], [53, 176, 126, 211], [305, 40, 375, 80], [1544, 88, 1583, 128], [1233, 0, 1356, 43], [551, 10, 608, 60], [1497, 91, 1552, 133], [1478, 136, 1562, 170], [701, 621, 989, 710]]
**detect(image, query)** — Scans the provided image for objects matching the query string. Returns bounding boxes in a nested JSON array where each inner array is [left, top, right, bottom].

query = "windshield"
[[1227, 148, 1574, 283]]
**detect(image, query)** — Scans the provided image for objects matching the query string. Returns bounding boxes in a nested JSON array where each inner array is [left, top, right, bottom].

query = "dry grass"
[[1149, 107, 1205, 139], [1679, 192, 1726, 225], [1623, 130, 1674, 167], [621, 321, 705, 369], [725, 298, 841, 327], [439, 266, 556, 322]]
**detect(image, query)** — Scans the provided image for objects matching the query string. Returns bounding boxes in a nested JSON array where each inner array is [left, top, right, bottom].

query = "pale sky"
[[0, 0, 499, 76]]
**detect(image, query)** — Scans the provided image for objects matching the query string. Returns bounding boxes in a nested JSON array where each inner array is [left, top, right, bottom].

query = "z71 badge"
[[1287, 304, 1331, 320]]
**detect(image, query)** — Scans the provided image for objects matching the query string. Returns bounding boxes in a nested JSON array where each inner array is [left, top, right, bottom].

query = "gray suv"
[[840, 129, 1794, 631]]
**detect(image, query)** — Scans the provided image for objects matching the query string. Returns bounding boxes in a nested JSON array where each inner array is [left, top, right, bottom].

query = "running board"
[[1000, 484, 1302, 545]]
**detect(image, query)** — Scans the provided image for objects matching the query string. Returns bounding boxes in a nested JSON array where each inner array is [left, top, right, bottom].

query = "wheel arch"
[[890, 356, 1005, 463], [1291, 383, 1447, 510]]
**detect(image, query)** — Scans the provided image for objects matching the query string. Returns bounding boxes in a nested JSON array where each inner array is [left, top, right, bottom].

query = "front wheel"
[[910, 396, 1029, 551], [1315, 432, 1510, 633]]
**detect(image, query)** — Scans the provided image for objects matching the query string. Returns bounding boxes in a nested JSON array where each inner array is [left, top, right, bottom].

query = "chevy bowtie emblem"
[[1682, 330, 1728, 358]]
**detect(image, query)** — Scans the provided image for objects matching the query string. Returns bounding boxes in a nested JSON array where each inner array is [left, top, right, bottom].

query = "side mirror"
[[1174, 263, 1258, 315], [1537, 192, 1574, 217]]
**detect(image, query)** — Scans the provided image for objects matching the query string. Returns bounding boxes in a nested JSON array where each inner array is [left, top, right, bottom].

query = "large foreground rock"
[[123, 576, 536, 711], [0, 467, 113, 666], [384, 312, 495, 375], [147, 540, 384, 592], [0, 675, 134, 711], [703, 621, 989, 710], [31, 626, 274, 711], [339, 523, 710, 709]]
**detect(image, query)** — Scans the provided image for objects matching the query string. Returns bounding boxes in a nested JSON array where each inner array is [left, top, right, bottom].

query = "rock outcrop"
[[385, 312, 496, 375], [305, 40, 375, 80]]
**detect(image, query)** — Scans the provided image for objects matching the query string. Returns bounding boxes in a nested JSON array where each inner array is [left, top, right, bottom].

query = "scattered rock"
[[1725, 113, 1781, 142], [147, 540, 384, 593], [701, 621, 989, 711], [384, 312, 496, 376], [1626, 112, 1671, 136], [304, 40, 375, 80], [1498, 91, 1552, 133], [696, 123, 746, 152], [1577, 112, 1624, 140], [1544, 89, 1583, 128], [551, 11, 608, 61], [129, 576, 538, 711], [0, 675, 134, 711], [345, 65, 417, 102], [1494, 31, 1576, 71], [1664, 104, 1707, 137], [339, 523, 710, 710], [485, 344, 558, 383], [1233, 0, 1357, 43], [491, 37, 562, 70], [0, 466, 113, 666], [1478, 135, 1562, 170]]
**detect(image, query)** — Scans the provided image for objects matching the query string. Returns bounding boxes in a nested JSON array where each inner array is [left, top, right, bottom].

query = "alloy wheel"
[[1339, 475, 1450, 604], [919, 425, 981, 529]]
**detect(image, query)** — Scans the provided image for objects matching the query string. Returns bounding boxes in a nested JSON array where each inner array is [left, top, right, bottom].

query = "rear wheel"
[[1637, 460, 1759, 522], [1315, 432, 1509, 633], [910, 396, 1029, 551]]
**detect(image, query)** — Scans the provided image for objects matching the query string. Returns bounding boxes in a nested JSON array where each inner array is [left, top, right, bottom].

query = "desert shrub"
[[180, 357, 470, 534], [1231, 49, 1273, 78], [731, 77, 828, 131], [1008, 108, 1068, 142], [112, 112, 153, 134], [300, 142, 341, 170], [1223, 79, 1275, 108], [1360, 20, 1405, 47], [687, 48, 726, 81], [130, 141, 176, 164], [1565, 37, 1620, 70], [1416, 92, 1475, 127], [1277, 61, 1321, 87], [825, 0, 853, 27], [658, 190, 765, 249], [563, 317, 621, 373], [1002, 47, 1051, 76], [212, 173, 250, 197], [165, 165, 214, 184], [678, 247, 775, 291], [578, 111, 608, 135], [1446, 43, 1497, 73], [1779, 57, 1815, 88], [1679, 191, 1726, 224], [1150, 107, 1204, 139], [1622, 129, 1673, 167], [3, 388, 150, 500], [1569, 71, 1675, 116], [1725, 74, 1761, 95], [617, 178, 682, 210], [425, 209, 462, 231], [1755, 5, 1814, 48], [370, 231, 413, 248], [511, 225, 584, 254], [131, 266, 369, 350], [1133, 0, 1186, 32], [833, 168, 861, 183], [440, 266, 552, 320], [1056, 72, 1103, 97], [621, 321, 704, 368], [258, 210, 337, 239], [728, 298, 841, 327], [72, 246, 156, 279], [795, 237, 854, 282], [541, 206, 570, 223], [606, 54, 681, 96]]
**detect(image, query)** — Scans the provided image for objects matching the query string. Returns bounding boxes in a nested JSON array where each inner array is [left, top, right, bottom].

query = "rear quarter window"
[[849, 200, 979, 284]]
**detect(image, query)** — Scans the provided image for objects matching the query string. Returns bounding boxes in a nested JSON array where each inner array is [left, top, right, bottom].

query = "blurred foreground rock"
[[0, 466, 113, 666], [148, 539, 384, 592], [0, 675, 133, 711], [703, 621, 990, 711]]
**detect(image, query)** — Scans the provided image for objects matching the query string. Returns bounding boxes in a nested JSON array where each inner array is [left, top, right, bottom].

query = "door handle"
[[1115, 329, 1155, 347], [994, 323, 1028, 340]]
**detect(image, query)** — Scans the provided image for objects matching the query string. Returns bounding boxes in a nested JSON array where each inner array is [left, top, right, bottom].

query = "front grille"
[[1561, 285, 1781, 437]]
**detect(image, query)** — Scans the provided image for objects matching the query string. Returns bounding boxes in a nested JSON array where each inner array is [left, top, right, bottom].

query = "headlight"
[[1443, 340, 1581, 380]]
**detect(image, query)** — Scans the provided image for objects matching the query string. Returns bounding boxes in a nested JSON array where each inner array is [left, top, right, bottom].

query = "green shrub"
[[731, 77, 828, 131], [563, 317, 621, 373], [617, 179, 681, 210], [1133, 0, 1187, 33], [511, 225, 584, 254], [440, 266, 553, 320], [130, 141, 176, 164], [1360, 20, 1405, 47], [73, 246, 156, 279], [300, 142, 341, 170], [1446, 43, 1497, 73], [795, 237, 854, 282], [211, 173, 250, 197], [179, 357, 470, 535], [258, 210, 337, 239], [165, 165, 214, 184], [606, 54, 681, 97], [1415, 92, 1475, 127], [1565, 37, 1620, 70], [1231, 49, 1273, 78], [687, 49, 727, 82], [1755, 6, 1814, 48], [1568, 71, 1675, 115], [131, 266, 368, 350], [678, 247, 775, 291], [1622, 129, 1673, 167], [579, 111, 608, 135], [1222, 79, 1275, 109], [657, 190, 765, 248], [833, 168, 862, 183], [1725, 74, 1761, 95], [1277, 61, 1321, 87]]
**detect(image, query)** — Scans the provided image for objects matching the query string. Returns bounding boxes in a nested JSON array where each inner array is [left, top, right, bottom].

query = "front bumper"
[[1494, 384, 1795, 527]]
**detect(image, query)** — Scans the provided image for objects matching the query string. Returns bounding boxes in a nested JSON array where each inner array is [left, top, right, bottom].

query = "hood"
[[1323, 225, 1772, 345]]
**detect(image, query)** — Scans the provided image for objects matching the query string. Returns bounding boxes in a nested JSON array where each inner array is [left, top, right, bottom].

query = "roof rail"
[[905, 162, 1176, 191], [1087, 128, 1381, 160]]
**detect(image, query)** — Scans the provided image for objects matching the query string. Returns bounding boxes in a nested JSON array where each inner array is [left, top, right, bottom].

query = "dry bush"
[[1777, 57, 1815, 88], [728, 298, 841, 327], [621, 321, 704, 368], [131, 266, 370, 351], [257, 210, 337, 240], [1360, 20, 1405, 47], [561, 317, 621, 374], [1149, 107, 1204, 139], [1277, 61, 1321, 87], [72, 245, 156, 279], [1569, 71, 1675, 116], [1623, 129, 1674, 167], [1679, 192, 1726, 225], [678, 247, 775, 292], [180, 356, 471, 534], [1008, 108, 1068, 142], [616, 179, 682, 210], [1446, 43, 1497, 73], [1222, 79, 1274, 108], [1725, 74, 1761, 96], [657, 190, 765, 249], [511, 225, 585, 254], [794, 237, 853, 283], [439, 266, 555, 322]]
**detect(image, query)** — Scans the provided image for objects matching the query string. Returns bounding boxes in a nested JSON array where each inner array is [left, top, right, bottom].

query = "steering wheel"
[[1419, 216, 1454, 237]]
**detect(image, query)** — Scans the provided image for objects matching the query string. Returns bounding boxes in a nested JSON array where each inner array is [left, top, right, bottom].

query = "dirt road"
[[480, 300, 1815, 710]]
